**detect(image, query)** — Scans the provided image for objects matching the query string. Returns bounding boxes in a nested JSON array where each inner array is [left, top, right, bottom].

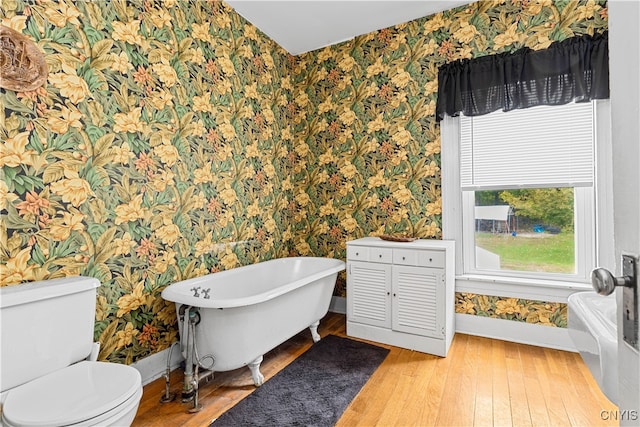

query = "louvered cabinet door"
[[347, 261, 392, 328], [391, 265, 444, 339]]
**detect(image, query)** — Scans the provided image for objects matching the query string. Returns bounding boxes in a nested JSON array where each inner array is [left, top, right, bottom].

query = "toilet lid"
[[3, 361, 141, 426]]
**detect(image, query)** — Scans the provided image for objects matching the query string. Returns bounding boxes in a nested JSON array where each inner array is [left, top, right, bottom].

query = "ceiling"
[[226, 1, 471, 55]]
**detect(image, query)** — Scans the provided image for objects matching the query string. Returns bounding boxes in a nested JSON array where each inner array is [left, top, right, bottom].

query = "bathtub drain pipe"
[[181, 306, 197, 402], [160, 342, 178, 403]]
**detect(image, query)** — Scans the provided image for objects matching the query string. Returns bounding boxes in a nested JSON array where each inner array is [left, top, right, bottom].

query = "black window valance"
[[435, 32, 609, 121]]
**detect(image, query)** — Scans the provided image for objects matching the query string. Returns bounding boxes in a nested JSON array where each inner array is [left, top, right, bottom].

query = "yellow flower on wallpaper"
[[47, 106, 83, 134], [367, 114, 386, 134], [246, 200, 261, 217], [113, 142, 135, 164], [423, 12, 446, 34], [295, 240, 311, 255], [457, 299, 476, 315], [113, 107, 147, 134], [217, 55, 236, 75], [191, 22, 212, 42], [149, 9, 172, 29], [147, 89, 174, 110], [340, 215, 358, 233], [0, 131, 35, 168], [153, 142, 179, 166], [49, 170, 93, 207], [48, 69, 90, 104], [295, 192, 311, 207], [112, 20, 144, 46], [220, 251, 239, 270], [111, 52, 134, 74], [49, 211, 85, 241], [578, 0, 602, 21], [264, 217, 277, 233], [495, 298, 527, 316], [0, 181, 18, 210], [44, 1, 81, 28], [426, 199, 442, 216], [192, 93, 214, 113], [218, 122, 236, 141], [0, 248, 37, 286], [366, 57, 385, 78], [115, 322, 139, 348], [152, 62, 178, 87], [194, 161, 215, 184], [116, 281, 150, 317], [453, 21, 479, 44], [390, 68, 412, 88], [154, 219, 181, 246], [149, 169, 175, 192], [114, 232, 136, 256], [493, 23, 527, 51], [151, 250, 176, 274], [219, 186, 237, 206], [114, 194, 146, 225], [391, 127, 412, 146]]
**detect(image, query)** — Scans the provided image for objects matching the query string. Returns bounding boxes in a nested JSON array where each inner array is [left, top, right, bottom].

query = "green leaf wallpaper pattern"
[[1, 0, 606, 363]]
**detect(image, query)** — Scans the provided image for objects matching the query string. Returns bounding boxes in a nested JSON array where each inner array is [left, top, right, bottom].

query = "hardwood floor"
[[133, 313, 617, 426]]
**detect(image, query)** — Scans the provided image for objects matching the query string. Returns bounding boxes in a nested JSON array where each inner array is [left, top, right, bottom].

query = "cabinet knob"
[[356, 252, 359, 256], [379, 254, 382, 258], [393, 293, 396, 297], [402, 256, 405, 260], [429, 258, 433, 262], [387, 291, 390, 295]]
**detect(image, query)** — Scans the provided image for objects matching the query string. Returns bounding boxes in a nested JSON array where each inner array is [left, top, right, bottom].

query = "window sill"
[[455, 274, 593, 302]]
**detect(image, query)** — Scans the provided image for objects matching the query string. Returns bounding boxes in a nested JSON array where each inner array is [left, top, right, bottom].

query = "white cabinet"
[[346, 237, 455, 357]]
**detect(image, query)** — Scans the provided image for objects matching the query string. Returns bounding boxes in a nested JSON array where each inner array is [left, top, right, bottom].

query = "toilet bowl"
[[0, 277, 143, 426]]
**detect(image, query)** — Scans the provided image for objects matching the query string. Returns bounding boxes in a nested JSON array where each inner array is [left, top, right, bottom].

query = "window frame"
[[441, 100, 613, 291]]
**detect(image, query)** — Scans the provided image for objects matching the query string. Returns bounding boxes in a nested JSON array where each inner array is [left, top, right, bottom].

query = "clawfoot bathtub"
[[161, 257, 345, 386]]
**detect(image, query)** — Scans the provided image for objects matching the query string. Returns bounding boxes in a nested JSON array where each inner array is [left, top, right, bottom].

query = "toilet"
[[0, 277, 143, 426]]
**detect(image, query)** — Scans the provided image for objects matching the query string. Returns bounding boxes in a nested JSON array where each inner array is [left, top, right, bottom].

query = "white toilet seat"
[[2, 361, 142, 427]]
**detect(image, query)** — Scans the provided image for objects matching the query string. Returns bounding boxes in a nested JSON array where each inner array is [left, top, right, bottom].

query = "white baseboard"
[[455, 313, 577, 352], [329, 296, 346, 314], [131, 343, 184, 386]]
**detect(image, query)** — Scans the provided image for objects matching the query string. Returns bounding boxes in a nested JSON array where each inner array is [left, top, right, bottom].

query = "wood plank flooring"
[[132, 313, 617, 427]]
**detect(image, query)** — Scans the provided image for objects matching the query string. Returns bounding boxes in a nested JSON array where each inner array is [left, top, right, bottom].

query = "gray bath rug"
[[211, 334, 389, 427]]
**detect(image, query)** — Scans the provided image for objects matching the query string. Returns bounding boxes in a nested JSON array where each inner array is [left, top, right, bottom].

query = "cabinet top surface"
[[347, 237, 454, 250]]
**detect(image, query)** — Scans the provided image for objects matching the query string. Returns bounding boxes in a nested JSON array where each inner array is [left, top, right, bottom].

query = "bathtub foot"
[[248, 356, 264, 386], [309, 320, 321, 343]]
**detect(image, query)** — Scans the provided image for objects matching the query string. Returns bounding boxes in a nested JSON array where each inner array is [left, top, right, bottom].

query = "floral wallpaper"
[[1, 0, 607, 364], [456, 293, 567, 327], [1, 0, 296, 364]]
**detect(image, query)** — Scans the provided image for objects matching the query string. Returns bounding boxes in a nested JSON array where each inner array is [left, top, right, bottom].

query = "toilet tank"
[[0, 277, 100, 393]]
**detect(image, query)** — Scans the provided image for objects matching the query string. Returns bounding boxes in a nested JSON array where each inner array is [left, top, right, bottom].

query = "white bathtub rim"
[[161, 257, 345, 309]]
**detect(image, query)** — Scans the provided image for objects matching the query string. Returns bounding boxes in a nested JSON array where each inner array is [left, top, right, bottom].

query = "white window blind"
[[460, 102, 594, 190]]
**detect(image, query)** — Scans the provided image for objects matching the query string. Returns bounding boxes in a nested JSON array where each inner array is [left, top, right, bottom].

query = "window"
[[442, 100, 612, 285]]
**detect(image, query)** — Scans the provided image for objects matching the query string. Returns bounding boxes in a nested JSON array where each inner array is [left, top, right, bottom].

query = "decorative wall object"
[[0, 25, 48, 91], [1, 0, 606, 363]]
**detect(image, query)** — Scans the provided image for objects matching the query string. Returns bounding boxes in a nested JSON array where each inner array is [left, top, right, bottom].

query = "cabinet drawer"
[[417, 250, 445, 268], [347, 246, 369, 261], [393, 249, 418, 266], [370, 247, 393, 263]]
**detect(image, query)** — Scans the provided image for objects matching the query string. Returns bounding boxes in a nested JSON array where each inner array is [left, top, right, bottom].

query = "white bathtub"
[[568, 291, 618, 404], [161, 256, 345, 385]]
